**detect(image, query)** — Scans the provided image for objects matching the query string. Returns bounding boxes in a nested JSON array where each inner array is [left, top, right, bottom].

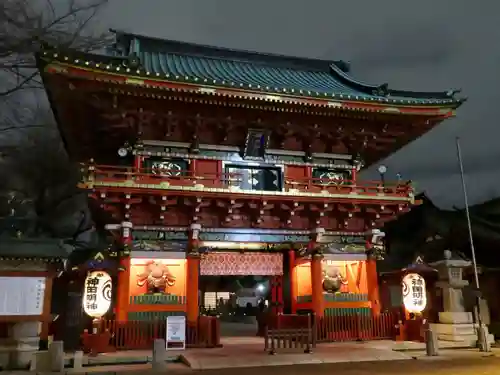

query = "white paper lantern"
[[83, 271, 112, 318], [402, 273, 427, 313]]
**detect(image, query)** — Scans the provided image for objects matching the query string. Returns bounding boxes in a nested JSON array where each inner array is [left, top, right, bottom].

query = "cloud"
[[98, 0, 500, 207]]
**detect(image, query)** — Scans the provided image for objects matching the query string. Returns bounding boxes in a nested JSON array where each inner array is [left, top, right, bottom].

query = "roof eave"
[[329, 63, 465, 105], [38, 51, 462, 115]]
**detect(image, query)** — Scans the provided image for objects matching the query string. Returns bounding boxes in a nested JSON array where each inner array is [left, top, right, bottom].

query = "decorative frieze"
[[132, 240, 187, 252], [133, 148, 353, 170], [132, 229, 370, 244]]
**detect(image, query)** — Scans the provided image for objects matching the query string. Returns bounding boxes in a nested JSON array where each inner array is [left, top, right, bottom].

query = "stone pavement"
[[180, 337, 411, 369], [5, 352, 500, 375], [65, 337, 495, 369], [6, 337, 500, 373], [60, 337, 500, 371]]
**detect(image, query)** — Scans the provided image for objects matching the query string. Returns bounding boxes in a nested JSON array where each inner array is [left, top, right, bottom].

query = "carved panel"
[[143, 157, 188, 177], [312, 167, 352, 185]]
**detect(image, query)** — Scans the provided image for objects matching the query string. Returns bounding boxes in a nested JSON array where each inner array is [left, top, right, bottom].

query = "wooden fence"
[[81, 312, 396, 353], [263, 311, 397, 352], [315, 312, 397, 342], [264, 314, 314, 354], [81, 316, 220, 353]]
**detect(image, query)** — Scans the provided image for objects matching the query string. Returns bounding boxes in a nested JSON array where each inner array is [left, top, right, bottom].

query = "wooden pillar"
[[134, 155, 142, 171], [366, 257, 381, 316], [116, 221, 132, 321], [189, 159, 197, 175], [40, 274, 54, 345], [186, 223, 201, 324], [270, 276, 283, 315], [311, 253, 324, 317], [305, 165, 313, 189], [351, 166, 357, 185], [289, 249, 298, 313], [310, 228, 325, 317]]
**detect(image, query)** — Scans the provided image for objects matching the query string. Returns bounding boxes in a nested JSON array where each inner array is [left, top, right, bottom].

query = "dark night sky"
[[67, 0, 500, 208]]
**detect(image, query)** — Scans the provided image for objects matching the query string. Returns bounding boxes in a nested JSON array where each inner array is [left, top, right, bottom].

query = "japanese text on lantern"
[[83, 271, 112, 318], [401, 273, 427, 313]]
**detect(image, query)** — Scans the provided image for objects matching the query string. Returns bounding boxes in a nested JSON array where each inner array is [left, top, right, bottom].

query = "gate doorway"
[[199, 252, 284, 337]]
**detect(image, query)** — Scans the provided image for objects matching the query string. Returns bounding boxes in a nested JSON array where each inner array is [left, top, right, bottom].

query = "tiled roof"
[[102, 30, 464, 107], [0, 238, 70, 260]]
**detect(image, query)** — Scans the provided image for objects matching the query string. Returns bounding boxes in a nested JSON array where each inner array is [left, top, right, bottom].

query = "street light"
[[456, 137, 489, 352], [378, 165, 387, 185], [396, 172, 402, 185], [118, 142, 131, 158], [117, 147, 128, 157]]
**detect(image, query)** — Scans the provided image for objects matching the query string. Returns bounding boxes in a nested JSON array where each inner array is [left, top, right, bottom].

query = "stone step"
[[438, 312, 473, 324]]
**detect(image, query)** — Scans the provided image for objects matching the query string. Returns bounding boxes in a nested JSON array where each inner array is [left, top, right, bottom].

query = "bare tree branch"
[[0, 0, 109, 246], [0, 0, 111, 96]]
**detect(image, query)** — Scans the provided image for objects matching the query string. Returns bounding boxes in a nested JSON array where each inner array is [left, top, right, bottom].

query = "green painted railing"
[[324, 307, 371, 316], [127, 311, 186, 321], [297, 293, 368, 303], [129, 294, 186, 305]]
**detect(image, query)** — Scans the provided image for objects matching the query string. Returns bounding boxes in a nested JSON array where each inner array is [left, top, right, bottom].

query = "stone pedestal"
[[0, 322, 41, 370], [430, 253, 494, 347], [152, 339, 167, 370]]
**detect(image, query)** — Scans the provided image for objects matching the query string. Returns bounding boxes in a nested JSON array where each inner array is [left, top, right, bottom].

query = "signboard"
[[166, 316, 186, 350], [83, 271, 112, 318], [402, 273, 427, 313], [0, 277, 45, 316]]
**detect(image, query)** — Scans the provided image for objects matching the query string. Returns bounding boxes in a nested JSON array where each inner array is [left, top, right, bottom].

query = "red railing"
[[315, 312, 397, 342], [266, 312, 396, 344], [80, 313, 397, 353], [81, 316, 220, 352], [82, 164, 413, 198], [285, 176, 412, 196]]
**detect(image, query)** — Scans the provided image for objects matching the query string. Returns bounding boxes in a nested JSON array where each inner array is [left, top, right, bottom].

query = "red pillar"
[[186, 224, 201, 324], [351, 166, 357, 185], [366, 257, 381, 316], [134, 155, 142, 171], [189, 159, 197, 175], [309, 228, 325, 317], [311, 253, 324, 317], [271, 276, 283, 315], [116, 221, 132, 321], [289, 249, 298, 314]]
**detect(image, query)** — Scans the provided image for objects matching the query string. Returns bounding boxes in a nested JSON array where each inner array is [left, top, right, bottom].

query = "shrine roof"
[[0, 238, 69, 262], [37, 29, 466, 109]]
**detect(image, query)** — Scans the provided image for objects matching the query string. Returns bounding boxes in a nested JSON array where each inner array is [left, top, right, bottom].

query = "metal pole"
[[455, 137, 486, 351]]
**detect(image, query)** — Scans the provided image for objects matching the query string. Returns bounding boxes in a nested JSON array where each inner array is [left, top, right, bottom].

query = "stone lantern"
[[430, 250, 493, 347]]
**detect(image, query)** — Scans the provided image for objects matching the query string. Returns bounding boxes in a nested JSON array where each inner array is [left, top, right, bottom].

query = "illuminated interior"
[[296, 260, 368, 296], [129, 258, 187, 298], [204, 292, 231, 309]]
